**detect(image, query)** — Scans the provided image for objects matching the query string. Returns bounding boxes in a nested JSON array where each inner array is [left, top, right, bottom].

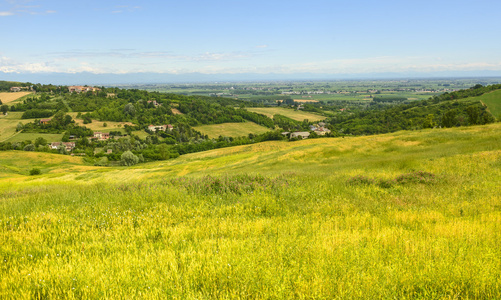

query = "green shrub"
[[29, 168, 41, 175]]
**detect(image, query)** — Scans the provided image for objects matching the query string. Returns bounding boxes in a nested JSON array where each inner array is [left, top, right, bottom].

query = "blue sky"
[[1, 0, 501, 78]]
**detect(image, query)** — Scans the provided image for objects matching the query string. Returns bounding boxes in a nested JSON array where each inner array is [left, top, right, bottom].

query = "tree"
[[422, 114, 436, 129], [16, 122, 23, 132], [441, 109, 457, 128], [35, 137, 48, 147], [94, 157, 108, 166], [1, 104, 9, 115], [58, 146, 68, 155], [124, 103, 136, 117], [466, 106, 480, 125], [120, 150, 139, 166]]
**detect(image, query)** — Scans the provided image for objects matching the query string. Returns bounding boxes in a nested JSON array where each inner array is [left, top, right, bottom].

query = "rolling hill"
[[1, 123, 500, 298]]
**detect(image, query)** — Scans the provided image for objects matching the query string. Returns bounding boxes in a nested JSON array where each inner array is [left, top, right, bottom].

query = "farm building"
[[50, 142, 76, 152], [68, 86, 101, 93], [40, 119, 51, 125], [314, 127, 331, 136], [147, 100, 161, 107], [148, 124, 173, 132], [290, 132, 310, 139], [93, 132, 110, 140]]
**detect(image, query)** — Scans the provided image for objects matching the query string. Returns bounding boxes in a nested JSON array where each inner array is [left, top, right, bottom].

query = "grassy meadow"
[[194, 122, 271, 138], [67, 113, 131, 133], [5, 133, 64, 143], [246, 107, 325, 122], [470, 89, 501, 119], [0, 112, 38, 143], [1, 124, 501, 298]]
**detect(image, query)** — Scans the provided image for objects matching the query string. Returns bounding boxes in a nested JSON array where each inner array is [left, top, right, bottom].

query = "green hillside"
[[468, 89, 501, 119], [1, 123, 501, 298]]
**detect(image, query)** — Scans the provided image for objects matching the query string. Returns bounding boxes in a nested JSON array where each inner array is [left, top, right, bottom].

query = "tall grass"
[[1, 124, 501, 298]]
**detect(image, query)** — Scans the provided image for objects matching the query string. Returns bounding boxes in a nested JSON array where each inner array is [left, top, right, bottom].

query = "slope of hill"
[[467, 89, 501, 119], [1, 123, 500, 298]]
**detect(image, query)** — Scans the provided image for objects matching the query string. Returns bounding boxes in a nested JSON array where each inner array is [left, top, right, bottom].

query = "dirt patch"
[[171, 108, 183, 115]]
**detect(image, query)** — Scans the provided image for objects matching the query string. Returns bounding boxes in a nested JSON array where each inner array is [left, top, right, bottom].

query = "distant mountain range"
[[2, 71, 501, 86]]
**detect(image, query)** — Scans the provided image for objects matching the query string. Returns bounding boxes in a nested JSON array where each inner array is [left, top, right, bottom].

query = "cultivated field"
[[194, 122, 271, 138], [1, 123, 501, 298], [246, 107, 325, 122], [0, 91, 33, 104], [292, 99, 319, 103]]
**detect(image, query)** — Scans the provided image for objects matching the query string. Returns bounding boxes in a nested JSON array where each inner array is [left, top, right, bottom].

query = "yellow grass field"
[[293, 99, 319, 103], [194, 122, 271, 138], [247, 107, 325, 122], [1, 124, 501, 298], [0, 92, 33, 104]]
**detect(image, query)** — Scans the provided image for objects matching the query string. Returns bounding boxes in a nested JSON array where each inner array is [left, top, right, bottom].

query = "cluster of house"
[[10, 86, 31, 92], [282, 122, 331, 140], [147, 100, 162, 108], [68, 86, 101, 93], [50, 142, 76, 152], [308, 123, 331, 135], [147, 124, 173, 132], [92, 132, 110, 140]]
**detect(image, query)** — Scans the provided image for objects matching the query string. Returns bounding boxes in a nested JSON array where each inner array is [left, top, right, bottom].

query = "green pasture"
[[67, 113, 129, 133], [469, 89, 501, 119], [246, 107, 325, 122], [194, 122, 271, 138], [0, 113, 38, 142], [4, 132, 63, 143], [1, 123, 501, 298]]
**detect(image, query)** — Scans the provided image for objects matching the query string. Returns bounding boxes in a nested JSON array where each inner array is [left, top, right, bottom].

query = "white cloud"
[[45, 49, 253, 62], [111, 5, 141, 14], [2, 51, 501, 75], [0, 0, 55, 16]]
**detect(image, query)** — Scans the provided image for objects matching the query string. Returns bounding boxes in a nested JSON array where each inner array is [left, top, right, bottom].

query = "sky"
[[1, 0, 501, 82]]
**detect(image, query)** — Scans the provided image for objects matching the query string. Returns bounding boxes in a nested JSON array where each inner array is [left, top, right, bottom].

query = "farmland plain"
[[1, 123, 501, 298]]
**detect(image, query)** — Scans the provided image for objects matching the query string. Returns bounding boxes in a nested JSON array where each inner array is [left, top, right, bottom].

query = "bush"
[[347, 171, 436, 188], [395, 171, 436, 184], [120, 150, 139, 166], [347, 175, 374, 185], [94, 157, 109, 166], [29, 168, 41, 175], [23, 144, 35, 151]]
